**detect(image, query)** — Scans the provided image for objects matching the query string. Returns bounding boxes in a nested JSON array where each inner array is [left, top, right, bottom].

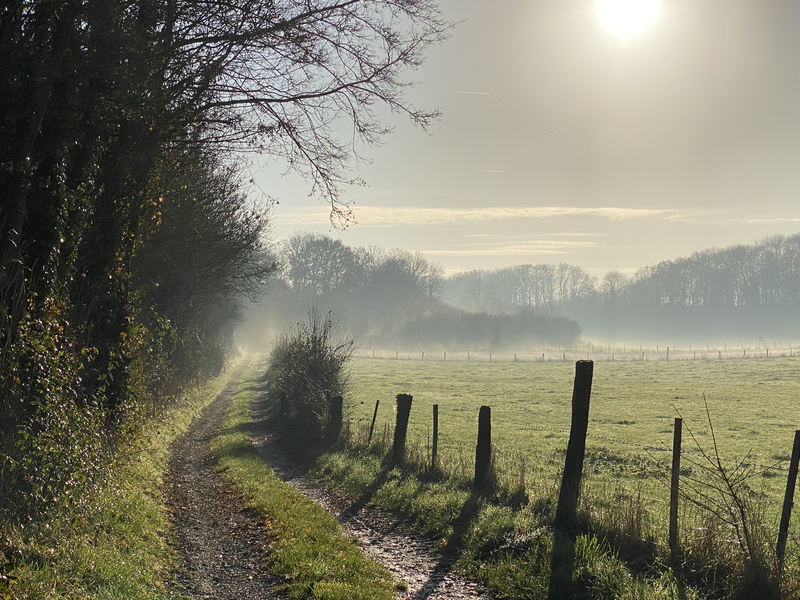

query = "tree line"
[[444, 234, 800, 341], [243, 232, 582, 351], [0, 0, 448, 516]]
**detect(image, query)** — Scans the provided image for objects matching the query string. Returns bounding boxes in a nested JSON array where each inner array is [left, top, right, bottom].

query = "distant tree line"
[[0, 0, 448, 516], [444, 234, 800, 342], [244, 233, 582, 350]]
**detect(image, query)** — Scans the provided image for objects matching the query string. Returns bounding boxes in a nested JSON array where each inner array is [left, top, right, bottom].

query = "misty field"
[[344, 354, 800, 536]]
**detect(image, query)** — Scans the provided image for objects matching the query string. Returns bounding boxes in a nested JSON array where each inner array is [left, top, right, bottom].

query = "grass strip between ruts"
[[210, 360, 396, 600]]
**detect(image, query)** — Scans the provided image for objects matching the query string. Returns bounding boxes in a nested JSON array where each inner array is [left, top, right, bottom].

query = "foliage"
[[0, 0, 447, 521], [242, 233, 581, 350], [264, 307, 354, 433]]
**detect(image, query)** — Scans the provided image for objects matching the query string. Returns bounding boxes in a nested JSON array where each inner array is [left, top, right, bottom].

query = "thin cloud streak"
[[277, 205, 679, 227], [425, 239, 600, 256]]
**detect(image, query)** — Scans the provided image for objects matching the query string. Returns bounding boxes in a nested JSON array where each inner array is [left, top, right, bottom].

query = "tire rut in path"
[[165, 370, 277, 600], [249, 391, 493, 600]]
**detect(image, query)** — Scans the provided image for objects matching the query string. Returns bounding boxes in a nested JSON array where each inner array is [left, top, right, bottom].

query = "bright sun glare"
[[597, 0, 660, 36]]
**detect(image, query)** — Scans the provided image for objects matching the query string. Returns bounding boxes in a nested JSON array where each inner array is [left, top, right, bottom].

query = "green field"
[[344, 355, 800, 542]]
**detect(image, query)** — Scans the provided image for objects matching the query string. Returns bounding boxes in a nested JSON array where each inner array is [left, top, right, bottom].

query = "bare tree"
[[165, 0, 452, 220]]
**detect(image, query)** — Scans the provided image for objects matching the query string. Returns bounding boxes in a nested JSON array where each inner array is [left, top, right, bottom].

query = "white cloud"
[[276, 205, 680, 227]]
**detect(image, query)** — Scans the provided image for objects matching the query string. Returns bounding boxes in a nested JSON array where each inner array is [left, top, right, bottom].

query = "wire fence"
[[356, 344, 800, 364], [343, 368, 800, 575]]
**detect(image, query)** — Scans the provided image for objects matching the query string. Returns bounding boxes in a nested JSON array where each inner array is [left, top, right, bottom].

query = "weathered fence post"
[[368, 399, 380, 443], [392, 394, 413, 463], [777, 430, 800, 573], [554, 360, 594, 529], [432, 404, 439, 467], [669, 417, 682, 564], [328, 395, 343, 441], [474, 405, 492, 492]]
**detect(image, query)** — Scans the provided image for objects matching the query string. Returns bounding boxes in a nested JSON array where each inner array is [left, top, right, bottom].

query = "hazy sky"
[[261, 0, 800, 277]]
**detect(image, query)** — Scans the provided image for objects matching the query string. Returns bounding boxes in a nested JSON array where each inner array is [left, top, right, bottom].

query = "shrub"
[[265, 307, 354, 436]]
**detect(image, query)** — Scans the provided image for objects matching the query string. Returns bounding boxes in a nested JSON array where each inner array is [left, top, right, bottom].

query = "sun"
[[597, 0, 660, 36]]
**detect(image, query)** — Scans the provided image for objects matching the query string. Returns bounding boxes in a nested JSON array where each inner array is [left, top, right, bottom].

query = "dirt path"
[[165, 363, 491, 600], [165, 370, 277, 600], [249, 391, 493, 600]]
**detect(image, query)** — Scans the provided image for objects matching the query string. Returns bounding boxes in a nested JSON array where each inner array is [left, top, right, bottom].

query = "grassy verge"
[[315, 439, 701, 600], [0, 358, 241, 600], [210, 359, 396, 600]]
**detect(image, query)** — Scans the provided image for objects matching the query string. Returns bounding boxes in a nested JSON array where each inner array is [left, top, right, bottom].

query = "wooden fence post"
[[368, 399, 380, 443], [669, 417, 682, 564], [328, 395, 343, 441], [474, 405, 492, 492], [392, 394, 413, 463], [554, 360, 594, 529], [432, 404, 439, 467], [777, 430, 800, 573]]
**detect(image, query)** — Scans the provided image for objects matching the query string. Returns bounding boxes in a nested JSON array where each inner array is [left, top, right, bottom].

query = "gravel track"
[[165, 362, 491, 600], [165, 370, 278, 599], [249, 389, 493, 600]]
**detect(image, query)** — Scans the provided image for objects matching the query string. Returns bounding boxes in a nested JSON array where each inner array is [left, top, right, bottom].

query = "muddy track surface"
[[165, 369, 277, 600], [249, 389, 493, 600]]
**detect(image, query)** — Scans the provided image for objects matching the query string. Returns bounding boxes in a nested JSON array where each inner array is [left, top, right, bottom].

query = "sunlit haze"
[[261, 0, 800, 277], [597, 0, 660, 36]]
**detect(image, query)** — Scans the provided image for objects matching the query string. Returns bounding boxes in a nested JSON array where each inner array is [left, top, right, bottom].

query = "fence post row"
[[392, 393, 413, 463], [777, 429, 800, 573], [474, 405, 492, 492], [368, 399, 380, 443], [669, 417, 682, 565], [554, 360, 594, 529]]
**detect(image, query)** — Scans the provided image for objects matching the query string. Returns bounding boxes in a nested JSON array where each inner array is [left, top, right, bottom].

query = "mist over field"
[[240, 232, 800, 351]]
